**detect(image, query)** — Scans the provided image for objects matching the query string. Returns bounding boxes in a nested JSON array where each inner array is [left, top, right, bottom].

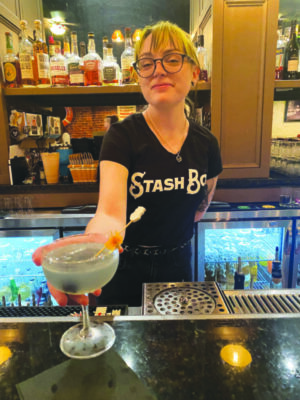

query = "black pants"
[[97, 243, 193, 307]]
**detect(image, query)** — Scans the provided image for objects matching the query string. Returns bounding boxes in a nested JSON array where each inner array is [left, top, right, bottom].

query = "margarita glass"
[[42, 241, 119, 359]]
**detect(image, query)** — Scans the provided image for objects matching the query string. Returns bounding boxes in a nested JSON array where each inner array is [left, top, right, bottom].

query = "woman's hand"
[[32, 233, 109, 306]]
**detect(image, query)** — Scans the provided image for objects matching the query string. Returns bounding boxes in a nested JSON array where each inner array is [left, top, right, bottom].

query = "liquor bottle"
[[79, 41, 86, 58], [270, 246, 282, 289], [83, 32, 102, 86], [63, 35, 72, 60], [102, 36, 108, 61], [48, 36, 56, 57], [68, 31, 84, 86], [33, 19, 51, 87], [19, 20, 36, 87], [275, 30, 285, 80], [3, 32, 22, 88], [49, 42, 68, 87], [234, 257, 245, 290], [196, 35, 208, 82], [283, 20, 299, 80], [121, 28, 135, 84], [102, 43, 120, 85]]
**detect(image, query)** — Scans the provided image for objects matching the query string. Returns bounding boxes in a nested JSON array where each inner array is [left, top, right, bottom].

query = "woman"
[[33, 21, 222, 307]]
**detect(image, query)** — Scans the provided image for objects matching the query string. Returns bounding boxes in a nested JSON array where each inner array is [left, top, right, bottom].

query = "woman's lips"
[[151, 83, 172, 89]]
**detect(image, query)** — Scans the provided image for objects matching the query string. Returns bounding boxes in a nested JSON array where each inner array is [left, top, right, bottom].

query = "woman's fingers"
[[47, 282, 101, 306], [68, 294, 89, 306], [47, 282, 69, 306]]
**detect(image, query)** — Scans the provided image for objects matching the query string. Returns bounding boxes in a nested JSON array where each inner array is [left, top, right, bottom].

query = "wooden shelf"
[[3, 81, 211, 97], [274, 80, 300, 89]]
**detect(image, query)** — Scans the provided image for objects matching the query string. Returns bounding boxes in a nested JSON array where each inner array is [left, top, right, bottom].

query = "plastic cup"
[[41, 153, 60, 184]]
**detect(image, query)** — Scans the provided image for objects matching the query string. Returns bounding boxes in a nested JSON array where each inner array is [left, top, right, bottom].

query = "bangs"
[[135, 21, 199, 68], [148, 25, 186, 54]]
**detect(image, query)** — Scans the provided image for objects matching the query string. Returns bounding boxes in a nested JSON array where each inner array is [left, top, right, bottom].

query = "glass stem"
[[80, 304, 91, 338]]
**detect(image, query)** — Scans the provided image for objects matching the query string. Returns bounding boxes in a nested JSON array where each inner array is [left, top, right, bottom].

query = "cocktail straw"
[[95, 207, 146, 257]]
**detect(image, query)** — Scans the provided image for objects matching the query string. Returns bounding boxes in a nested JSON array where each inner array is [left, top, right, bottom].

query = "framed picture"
[[284, 100, 300, 122]]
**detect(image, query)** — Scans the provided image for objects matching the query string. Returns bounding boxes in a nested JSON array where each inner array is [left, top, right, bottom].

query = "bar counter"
[[1, 171, 300, 208], [1, 313, 300, 400]]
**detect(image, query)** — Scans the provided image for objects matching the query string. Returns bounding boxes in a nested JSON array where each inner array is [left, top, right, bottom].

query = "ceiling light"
[[111, 30, 124, 43]]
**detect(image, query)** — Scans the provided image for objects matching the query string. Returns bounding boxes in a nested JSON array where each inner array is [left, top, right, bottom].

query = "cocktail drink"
[[42, 241, 119, 359]]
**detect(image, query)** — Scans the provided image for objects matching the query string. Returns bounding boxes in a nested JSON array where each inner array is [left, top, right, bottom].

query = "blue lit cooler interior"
[[204, 227, 283, 289], [0, 236, 58, 306]]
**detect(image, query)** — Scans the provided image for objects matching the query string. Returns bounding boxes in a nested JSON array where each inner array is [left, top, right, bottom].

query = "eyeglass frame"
[[132, 52, 194, 78]]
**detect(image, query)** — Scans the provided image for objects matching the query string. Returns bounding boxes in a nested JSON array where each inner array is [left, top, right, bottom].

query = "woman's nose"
[[153, 60, 166, 75]]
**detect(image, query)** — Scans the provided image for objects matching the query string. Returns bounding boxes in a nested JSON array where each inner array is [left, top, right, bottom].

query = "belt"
[[123, 240, 191, 256]]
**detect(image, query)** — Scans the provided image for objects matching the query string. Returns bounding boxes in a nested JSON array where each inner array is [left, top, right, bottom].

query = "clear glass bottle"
[[3, 32, 21, 88], [102, 43, 120, 85], [63, 35, 72, 60], [283, 20, 299, 80], [121, 28, 135, 84], [68, 31, 84, 86], [19, 20, 36, 87], [50, 42, 68, 87], [102, 36, 108, 61], [196, 35, 208, 82], [33, 19, 50, 87], [83, 32, 102, 86]]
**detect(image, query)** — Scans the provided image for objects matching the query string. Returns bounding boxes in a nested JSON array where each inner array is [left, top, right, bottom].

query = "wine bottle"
[[283, 20, 299, 80], [234, 257, 245, 290], [270, 246, 282, 289], [275, 30, 285, 80]]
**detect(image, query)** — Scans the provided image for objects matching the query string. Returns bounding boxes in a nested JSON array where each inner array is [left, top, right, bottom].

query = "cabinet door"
[[211, 0, 279, 178], [19, 0, 43, 38], [0, 1, 20, 23]]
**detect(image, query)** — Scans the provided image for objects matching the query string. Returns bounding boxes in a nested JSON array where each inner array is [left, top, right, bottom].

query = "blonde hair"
[[134, 21, 200, 69]]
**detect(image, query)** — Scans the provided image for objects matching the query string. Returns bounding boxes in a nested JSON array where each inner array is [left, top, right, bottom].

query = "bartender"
[[33, 20, 222, 307]]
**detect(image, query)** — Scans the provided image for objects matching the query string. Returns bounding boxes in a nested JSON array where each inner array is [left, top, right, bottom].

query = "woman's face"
[[137, 34, 198, 109]]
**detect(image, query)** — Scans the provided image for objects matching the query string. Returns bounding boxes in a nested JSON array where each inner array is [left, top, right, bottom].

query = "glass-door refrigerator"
[[0, 229, 59, 306], [196, 218, 293, 290]]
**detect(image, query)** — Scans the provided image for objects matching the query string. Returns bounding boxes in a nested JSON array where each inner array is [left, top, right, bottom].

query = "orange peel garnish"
[[104, 231, 123, 251]]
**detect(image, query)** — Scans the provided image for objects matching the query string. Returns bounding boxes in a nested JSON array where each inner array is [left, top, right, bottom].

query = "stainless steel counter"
[[1, 204, 300, 229]]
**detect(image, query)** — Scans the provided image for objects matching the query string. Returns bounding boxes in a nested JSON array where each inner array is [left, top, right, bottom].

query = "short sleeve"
[[99, 124, 131, 170], [207, 134, 223, 179]]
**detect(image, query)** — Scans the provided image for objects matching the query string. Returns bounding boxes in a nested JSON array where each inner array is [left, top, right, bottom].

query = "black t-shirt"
[[100, 113, 222, 247]]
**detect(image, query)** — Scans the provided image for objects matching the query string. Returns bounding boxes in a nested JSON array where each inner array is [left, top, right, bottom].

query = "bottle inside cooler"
[[0, 236, 58, 306], [204, 227, 283, 290]]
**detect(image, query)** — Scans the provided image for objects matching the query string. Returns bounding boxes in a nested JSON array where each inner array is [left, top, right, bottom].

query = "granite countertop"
[[1, 315, 300, 400]]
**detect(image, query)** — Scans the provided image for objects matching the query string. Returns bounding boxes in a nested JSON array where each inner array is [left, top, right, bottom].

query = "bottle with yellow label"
[[3, 32, 21, 87]]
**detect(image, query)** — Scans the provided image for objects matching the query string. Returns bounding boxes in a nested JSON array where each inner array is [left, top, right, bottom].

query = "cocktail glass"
[[42, 241, 119, 359]]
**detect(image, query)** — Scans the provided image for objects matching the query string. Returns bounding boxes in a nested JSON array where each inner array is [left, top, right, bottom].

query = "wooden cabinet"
[[191, 0, 281, 178], [0, 0, 43, 38]]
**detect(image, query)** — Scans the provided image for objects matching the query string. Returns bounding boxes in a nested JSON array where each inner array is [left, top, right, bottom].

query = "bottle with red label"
[[50, 42, 68, 87], [3, 32, 22, 88], [83, 32, 102, 86]]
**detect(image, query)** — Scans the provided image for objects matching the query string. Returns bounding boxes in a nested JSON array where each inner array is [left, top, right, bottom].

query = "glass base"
[[60, 321, 116, 359]]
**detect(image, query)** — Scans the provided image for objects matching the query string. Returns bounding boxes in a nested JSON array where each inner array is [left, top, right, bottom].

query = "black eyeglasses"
[[133, 53, 192, 78]]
